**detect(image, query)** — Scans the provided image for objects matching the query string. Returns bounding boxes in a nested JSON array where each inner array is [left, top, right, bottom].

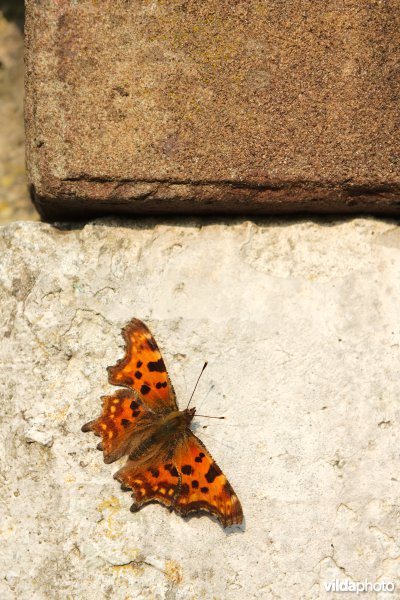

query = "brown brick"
[[25, 0, 400, 219]]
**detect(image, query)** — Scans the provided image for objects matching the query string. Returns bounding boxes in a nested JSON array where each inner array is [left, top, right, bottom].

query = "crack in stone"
[[111, 558, 167, 576]]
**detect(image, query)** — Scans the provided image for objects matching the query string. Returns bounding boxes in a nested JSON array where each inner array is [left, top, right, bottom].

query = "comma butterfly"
[[82, 318, 243, 528]]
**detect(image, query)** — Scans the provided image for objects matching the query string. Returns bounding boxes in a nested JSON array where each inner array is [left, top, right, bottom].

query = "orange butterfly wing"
[[115, 460, 180, 510], [115, 432, 243, 528], [82, 389, 150, 464], [173, 432, 243, 527], [108, 318, 177, 412]]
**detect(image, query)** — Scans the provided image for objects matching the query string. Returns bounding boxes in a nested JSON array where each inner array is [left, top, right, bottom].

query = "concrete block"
[[25, 1, 400, 219]]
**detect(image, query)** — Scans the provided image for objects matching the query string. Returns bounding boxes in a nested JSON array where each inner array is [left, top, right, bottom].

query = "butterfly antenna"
[[195, 414, 225, 419], [186, 361, 208, 409]]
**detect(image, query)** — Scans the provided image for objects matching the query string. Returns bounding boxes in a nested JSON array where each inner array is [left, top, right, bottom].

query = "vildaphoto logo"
[[324, 579, 395, 594]]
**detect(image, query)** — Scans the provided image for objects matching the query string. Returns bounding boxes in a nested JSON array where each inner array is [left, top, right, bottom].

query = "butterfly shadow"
[[181, 510, 246, 534], [191, 419, 236, 453]]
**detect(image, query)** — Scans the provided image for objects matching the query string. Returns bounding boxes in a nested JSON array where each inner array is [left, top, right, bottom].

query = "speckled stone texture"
[[25, 1, 400, 220], [1, 217, 400, 599]]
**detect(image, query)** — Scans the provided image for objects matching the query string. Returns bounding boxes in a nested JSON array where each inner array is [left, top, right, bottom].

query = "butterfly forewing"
[[81, 389, 151, 463], [107, 318, 177, 412], [173, 432, 243, 527]]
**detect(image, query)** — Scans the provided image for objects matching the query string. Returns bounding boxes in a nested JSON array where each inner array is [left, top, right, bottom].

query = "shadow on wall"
[[0, 0, 24, 31]]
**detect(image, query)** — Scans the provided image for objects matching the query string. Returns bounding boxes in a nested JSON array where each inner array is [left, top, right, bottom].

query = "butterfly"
[[82, 318, 243, 528]]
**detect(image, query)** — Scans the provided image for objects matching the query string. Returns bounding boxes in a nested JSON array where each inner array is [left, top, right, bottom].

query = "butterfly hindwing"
[[107, 318, 177, 412], [114, 460, 180, 509]]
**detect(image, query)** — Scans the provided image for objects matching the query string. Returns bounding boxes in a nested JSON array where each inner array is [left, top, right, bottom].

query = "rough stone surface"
[[0, 2, 37, 223], [26, 1, 400, 220], [1, 217, 400, 599]]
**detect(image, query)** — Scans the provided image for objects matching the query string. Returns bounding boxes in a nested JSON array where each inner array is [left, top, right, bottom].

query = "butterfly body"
[[123, 407, 195, 463], [82, 319, 243, 528]]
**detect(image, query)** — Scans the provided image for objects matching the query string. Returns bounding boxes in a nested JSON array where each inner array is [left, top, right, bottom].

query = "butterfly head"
[[183, 407, 196, 424]]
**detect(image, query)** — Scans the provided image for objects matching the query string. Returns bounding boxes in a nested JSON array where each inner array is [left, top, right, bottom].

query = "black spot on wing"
[[121, 419, 130, 428], [205, 464, 221, 484], [130, 400, 140, 410], [134, 370, 142, 379], [180, 483, 190, 496], [155, 381, 168, 389], [164, 464, 179, 478], [147, 359, 165, 373], [136, 361, 143, 368], [201, 486, 209, 493], [181, 464, 193, 475], [150, 468, 159, 478], [194, 452, 205, 463], [140, 384, 151, 395], [191, 480, 199, 489]]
